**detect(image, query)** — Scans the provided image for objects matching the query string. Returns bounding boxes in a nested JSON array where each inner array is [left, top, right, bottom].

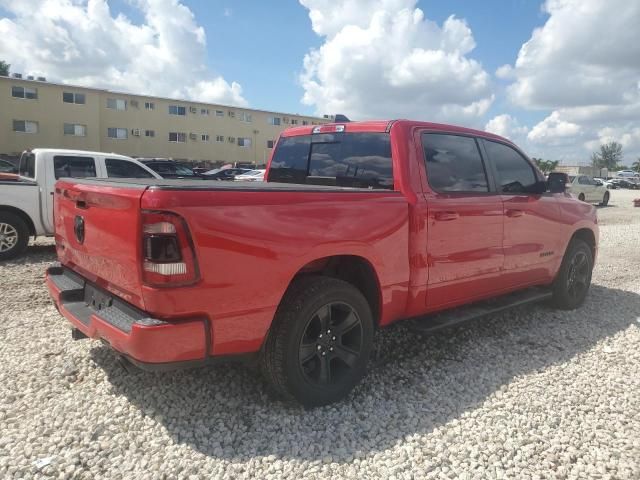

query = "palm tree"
[[633, 159, 640, 173]]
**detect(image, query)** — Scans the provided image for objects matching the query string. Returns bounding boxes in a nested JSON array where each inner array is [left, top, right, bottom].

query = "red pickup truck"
[[47, 120, 598, 406]]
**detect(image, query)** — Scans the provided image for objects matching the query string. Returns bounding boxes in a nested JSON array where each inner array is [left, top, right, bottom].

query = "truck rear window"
[[268, 132, 393, 189], [18, 153, 35, 178]]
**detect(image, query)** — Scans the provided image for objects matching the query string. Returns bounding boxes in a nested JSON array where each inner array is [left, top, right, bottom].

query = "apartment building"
[[0, 75, 330, 165]]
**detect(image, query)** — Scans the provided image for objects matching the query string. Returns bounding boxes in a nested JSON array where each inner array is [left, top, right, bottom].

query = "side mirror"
[[530, 180, 548, 194], [547, 172, 568, 193]]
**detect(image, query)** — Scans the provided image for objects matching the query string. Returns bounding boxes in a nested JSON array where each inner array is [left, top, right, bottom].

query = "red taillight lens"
[[141, 211, 199, 287]]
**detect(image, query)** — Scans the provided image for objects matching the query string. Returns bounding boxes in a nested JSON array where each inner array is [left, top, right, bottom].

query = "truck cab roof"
[[282, 119, 511, 144]]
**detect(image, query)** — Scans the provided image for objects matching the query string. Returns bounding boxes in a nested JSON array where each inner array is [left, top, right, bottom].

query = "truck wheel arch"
[[0, 206, 36, 237], [570, 228, 596, 260], [285, 255, 382, 327]]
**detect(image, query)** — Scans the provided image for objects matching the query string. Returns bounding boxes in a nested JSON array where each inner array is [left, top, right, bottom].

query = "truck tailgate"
[[54, 180, 147, 309]]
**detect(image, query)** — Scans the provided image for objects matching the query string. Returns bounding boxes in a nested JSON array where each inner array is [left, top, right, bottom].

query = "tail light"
[[141, 211, 199, 287]]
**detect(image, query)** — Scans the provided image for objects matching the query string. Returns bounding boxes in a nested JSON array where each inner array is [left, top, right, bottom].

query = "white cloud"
[[0, 0, 247, 106], [298, 0, 493, 123], [484, 114, 528, 143], [501, 0, 640, 163]]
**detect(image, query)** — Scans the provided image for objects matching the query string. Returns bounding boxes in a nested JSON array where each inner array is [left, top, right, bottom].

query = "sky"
[[1, 0, 639, 165]]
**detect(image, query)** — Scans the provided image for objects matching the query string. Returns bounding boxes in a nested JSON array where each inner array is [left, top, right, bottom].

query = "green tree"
[[632, 159, 640, 173], [591, 141, 623, 170], [532, 158, 559, 173], [0, 60, 9, 77]]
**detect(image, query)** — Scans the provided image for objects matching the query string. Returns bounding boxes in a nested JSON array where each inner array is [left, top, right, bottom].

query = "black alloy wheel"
[[298, 302, 363, 386], [566, 250, 590, 303]]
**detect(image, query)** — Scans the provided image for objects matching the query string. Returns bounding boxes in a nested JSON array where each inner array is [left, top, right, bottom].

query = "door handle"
[[506, 209, 524, 218], [434, 211, 459, 221]]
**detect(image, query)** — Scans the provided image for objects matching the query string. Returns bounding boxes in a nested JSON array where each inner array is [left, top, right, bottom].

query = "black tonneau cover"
[[55, 178, 397, 193]]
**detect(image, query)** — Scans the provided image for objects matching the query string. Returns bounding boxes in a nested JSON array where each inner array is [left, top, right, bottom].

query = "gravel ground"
[[1, 190, 639, 479]]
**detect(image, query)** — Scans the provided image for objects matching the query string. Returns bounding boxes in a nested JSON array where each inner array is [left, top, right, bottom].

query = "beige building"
[[0, 75, 330, 166]]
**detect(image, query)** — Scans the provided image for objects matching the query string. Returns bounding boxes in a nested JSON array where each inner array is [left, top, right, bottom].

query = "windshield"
[[268, 132, 394, 189]]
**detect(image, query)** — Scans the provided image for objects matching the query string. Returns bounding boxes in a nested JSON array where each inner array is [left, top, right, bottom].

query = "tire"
[[578, 193, 585, 202], [261, 275, 374, 407], [552, 238, 593, 310], [600, 191, 610, 206], [0, 212, 30, 261]]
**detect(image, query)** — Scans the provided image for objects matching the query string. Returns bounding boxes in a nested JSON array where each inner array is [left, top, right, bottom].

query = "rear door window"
[[484, 140, 538, 194], [269, 132, 393, 189], [53, 156, 97, 179], [105, 158, 154, 178], [422, 133, 489, 193]]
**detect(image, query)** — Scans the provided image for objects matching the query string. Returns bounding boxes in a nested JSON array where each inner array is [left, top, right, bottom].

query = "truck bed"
[[59, 177, 398, 193], [52, 177, 410, 355]]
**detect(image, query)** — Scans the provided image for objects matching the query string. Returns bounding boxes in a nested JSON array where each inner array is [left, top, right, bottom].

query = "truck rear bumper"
[[46, 264, 209, 368]]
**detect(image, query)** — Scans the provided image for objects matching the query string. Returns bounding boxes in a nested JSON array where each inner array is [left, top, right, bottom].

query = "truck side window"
[[53, 156, 97, 179], [484, 140, 537, 194], [105, 158, 154, 178], [422, 133, 489, 193]]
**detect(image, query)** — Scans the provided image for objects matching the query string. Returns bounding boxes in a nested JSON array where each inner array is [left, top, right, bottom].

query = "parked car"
[[234, 169, 265, 182], [593, 178, 619, 189], [566, 174, 610, 205], [609, 178, 640, 190], [0, 149, 160, 260], [47, 120, 598, 406], [615, 170, 639, 178], [0, 159, 18, 173], [138, 159, 200, 179], [203, 167, 252, 181]]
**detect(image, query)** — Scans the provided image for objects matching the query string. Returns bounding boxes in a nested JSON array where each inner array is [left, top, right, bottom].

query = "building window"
[[302, 120, 309, 126], [12, 86, 38, 100], [145, 130, 155, 137], [106, 98, 127, 110], [64, 123, 86, 136], [130, 100, 139, 108], [145, 101, 155, 110], [107, 127, 128, 139], [228, 136, 236, 143], [215, 135, 224, 143], [215, 110, 224, 117], [291, 119, 299, 125], [228, 111, 235, 118], [189, 106, 197, 114], [13, 120, 38, 133], [63, 92, 85, 104], [268, 116, 281, 126], [201, 134, 210, 142], [238, 137, 252, 147], [267, 140, 274, 149], [201, 108, 209, 115], [169, 132, 186, 143], [169, 105, 186, 116], [238, 112, 252, 123]]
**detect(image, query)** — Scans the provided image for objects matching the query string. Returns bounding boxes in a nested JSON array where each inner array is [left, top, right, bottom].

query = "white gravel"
[[1, 190, 639, 479]]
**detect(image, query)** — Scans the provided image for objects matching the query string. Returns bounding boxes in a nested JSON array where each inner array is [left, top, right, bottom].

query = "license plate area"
[[84, 284, 114, 312]]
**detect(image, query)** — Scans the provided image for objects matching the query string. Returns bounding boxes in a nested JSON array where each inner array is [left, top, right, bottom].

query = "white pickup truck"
[[0, 148, 161, 260]]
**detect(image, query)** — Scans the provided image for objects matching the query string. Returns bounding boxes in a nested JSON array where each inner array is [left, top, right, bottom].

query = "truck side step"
[[407, 287, 553, 334]]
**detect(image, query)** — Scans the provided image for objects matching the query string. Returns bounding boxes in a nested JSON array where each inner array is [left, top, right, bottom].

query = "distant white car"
[[234, 169, 265, 182], [616, 170, 639, 178], [566, 174, 610, 205]]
